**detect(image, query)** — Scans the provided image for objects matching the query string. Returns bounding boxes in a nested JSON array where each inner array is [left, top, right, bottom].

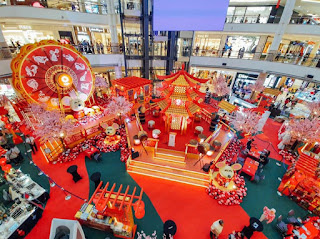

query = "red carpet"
[[26, 151, 90, 238], [241, 118, 284, 162], [130, 174, 267, 239]]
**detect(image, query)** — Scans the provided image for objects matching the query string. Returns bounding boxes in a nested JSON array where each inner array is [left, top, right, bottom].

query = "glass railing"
[[192, 49, 320, 68], [0, 1, 123, 14], [289, 16, 320, 25], [0, 43, 124, 60]]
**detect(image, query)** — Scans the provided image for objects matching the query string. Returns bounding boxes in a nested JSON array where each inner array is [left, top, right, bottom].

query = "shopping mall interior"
[[0, 0, 320, 238]]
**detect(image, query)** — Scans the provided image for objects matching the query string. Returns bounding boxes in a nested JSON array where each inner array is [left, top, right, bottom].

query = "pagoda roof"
[[112, 76, 151, 90], [156, 66, 209, 84]]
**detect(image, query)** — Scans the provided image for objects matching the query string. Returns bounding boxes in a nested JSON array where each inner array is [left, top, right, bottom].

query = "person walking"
[[0, 132, 7, 147], [5, 145, 23, 165], [210, 219, 224, 239], [246, 138, 254, 151], [228, 47, 232, 58], [25, 134, 38, 154]]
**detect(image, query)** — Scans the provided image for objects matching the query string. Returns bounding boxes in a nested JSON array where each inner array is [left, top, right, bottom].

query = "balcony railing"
[[192, 49, 320, 68]]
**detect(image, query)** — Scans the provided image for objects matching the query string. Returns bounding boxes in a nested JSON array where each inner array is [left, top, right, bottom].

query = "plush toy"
[[215, 161, 242, 188], [106, 126, 116, 136], [62, 92, 88, 119]]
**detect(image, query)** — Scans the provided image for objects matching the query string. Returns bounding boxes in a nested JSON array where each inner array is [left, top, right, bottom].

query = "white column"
[[266, 0, 296, 61], [253, 35, 267, 60], [218, 35, 227, 57], [107, 0, 119, 53], [304, 41, 320, 66]]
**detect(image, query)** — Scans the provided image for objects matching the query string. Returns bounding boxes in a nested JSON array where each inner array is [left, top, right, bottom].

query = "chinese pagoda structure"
[[154, 66, 209, 134]]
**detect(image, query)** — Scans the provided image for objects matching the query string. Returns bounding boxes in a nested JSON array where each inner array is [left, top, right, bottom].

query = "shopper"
[[210, 219, 224, 238], [246, 138, 254, 151], [0, 132, 7, 147], [256, 14, 260, 23], [5, 144, 23, 165], [25, 134, 38, 154], [228, 231, 243, 239], [238, 47, 245, 59], [259, 207, 276, 224], [228, 47, 232, 58]]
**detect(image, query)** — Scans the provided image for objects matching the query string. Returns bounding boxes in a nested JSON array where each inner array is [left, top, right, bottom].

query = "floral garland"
[[216, 139, 243, 165], [206, 174, 247, 206], [56, 126, 130, 163], [279, 150, 297, 164], [74, 113, 105, 127]]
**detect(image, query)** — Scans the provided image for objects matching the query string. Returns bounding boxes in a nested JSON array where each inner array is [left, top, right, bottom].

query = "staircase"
[[154, 148, 186, 165], [295, 152, 319, 176], [127, 160, 210, 188]]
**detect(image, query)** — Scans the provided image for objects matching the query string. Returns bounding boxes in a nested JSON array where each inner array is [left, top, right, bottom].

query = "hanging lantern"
[[0, 107, 8, 116], [2, 164, 12, 173], [5, 124, 12, 129], [1, 116, 8, 123], [134, 201, 145, 219], [0, 158, 7, 167]]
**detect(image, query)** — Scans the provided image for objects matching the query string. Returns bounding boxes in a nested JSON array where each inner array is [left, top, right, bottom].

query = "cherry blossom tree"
[[286, 118, 320, 143], [305, 101, 320, 119], [212, 75, 230, 98], [104, 96, 133, 119], [95, 75, 109, 98], [230, 109, 261, 135], [249, 73, 266, 93], [28, 103, 77, 149]]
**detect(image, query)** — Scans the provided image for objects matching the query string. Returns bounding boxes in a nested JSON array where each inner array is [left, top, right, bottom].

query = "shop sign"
[[18, 25, 32, 30], [77, 31, 88, 35], [89, 27, 104, 32]]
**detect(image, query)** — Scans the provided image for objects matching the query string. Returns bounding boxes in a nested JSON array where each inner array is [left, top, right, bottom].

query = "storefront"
[[226, 6, 273, 24], [193, 32, 221, 56], [224, 35, 260, 58], [1, 24, 74, 48], [262, 37, 291, 57]]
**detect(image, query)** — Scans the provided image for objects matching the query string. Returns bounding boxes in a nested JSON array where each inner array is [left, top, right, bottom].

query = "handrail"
[[135, 113, 144, 132], [219, 120, 236, 134], [124, 121, 131, 150]]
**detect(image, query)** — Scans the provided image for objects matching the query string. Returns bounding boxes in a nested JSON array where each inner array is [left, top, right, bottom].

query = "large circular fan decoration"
[[11, 40, 95, 109]]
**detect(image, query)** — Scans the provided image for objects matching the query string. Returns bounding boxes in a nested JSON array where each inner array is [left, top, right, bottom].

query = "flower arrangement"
[[279, 150, 297, 164], [216, 139, 243, 164], [206, 174, 247, 206], [56, 125, 130, 163]]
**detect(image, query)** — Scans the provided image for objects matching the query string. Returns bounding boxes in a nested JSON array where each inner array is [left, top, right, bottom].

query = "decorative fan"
[[11, 40, 95, 110]]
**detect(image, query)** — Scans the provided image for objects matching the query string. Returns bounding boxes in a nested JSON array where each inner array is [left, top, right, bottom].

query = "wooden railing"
[[201, 108, 212, 124]]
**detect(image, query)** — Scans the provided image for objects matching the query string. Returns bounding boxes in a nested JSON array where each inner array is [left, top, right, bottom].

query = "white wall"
[[190, 56, 320, 83], [0, 59, 11, 77], [85, 54, 124, 66], [0, 6, 119, 27]]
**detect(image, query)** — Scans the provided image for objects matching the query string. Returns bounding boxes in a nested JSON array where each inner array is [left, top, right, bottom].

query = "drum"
[[197, 142, 210, 154], [138, 131, 148, 142]]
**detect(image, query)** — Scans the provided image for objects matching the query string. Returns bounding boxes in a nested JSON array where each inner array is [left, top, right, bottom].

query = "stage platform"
[[125, 117, 231, 187]]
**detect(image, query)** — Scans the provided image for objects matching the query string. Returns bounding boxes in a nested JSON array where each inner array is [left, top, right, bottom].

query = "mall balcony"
[[189, 50, 320, 84]]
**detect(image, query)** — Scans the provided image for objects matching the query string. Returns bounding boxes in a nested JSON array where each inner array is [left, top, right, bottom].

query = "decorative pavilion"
[[154, 66, 209, 134], [112, 76, 152, 104]]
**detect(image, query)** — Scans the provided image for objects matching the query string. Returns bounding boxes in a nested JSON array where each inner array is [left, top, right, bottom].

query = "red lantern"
[[134, 201, 145, 219], [0, 107, 8, 116], [1, 116, 8, 123], [5, 124, 12, 129], [0, 158, 6, 167], [2, 164, 12, 173]]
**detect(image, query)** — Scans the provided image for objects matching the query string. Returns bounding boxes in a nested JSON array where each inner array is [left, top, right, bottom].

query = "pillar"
[[142, 0, 149, 79], [218, 35, 227, 57], [253, 35, 268, 60], [266, 0, 296, 61], [305, 41, 320, 66], [0, 27, 11, 60], [107, 0, 120, 53]]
